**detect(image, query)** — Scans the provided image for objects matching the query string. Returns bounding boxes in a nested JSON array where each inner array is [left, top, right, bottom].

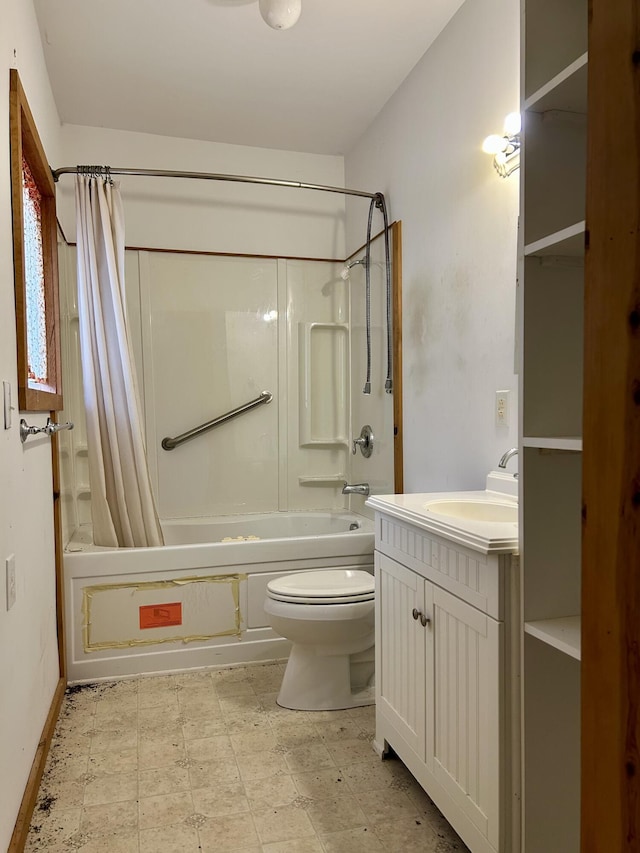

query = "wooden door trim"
[[392, 221, 404, 494], [581, 2, 640, 848], [8, 678, 65, 851]]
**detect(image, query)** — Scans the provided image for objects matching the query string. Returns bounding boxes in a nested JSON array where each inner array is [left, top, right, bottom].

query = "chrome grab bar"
[[161, 391, 273, 451], [20, 417, 74, 444]]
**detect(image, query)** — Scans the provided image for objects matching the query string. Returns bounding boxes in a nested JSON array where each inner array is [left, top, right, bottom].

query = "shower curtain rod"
[[51, 165, 380, 201]]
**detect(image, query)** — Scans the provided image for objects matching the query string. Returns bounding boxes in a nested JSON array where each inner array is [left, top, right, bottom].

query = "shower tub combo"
[[64, 511, 374, 683]]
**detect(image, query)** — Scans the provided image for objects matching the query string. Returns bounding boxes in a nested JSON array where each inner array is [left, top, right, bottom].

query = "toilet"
[[264, 569, 375, 711]]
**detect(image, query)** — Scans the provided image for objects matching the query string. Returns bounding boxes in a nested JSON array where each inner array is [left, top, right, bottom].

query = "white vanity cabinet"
[[369, 499, 519, 853]]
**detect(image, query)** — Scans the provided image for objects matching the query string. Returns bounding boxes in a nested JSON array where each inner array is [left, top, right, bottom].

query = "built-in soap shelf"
[[298, 474, 346, 486], [299, 322, 348, 447]]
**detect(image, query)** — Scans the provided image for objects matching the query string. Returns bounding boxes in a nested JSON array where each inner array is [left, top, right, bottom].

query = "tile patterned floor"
[[26, 662, 469, 852]]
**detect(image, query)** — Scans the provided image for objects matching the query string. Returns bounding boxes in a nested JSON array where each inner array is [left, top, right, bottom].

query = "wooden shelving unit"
[[520, 0, 587, 849]]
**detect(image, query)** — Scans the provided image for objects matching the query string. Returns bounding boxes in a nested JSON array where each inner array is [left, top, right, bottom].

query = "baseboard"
[[8, 677, 66, 852]]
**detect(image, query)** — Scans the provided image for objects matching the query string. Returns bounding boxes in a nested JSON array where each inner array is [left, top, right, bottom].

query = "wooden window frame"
[[9, 69, 62, 412]]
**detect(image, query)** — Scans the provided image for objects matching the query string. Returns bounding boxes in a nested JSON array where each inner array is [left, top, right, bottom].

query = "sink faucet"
[[342, 482, 370, 496], [498, 447, 518, 473]]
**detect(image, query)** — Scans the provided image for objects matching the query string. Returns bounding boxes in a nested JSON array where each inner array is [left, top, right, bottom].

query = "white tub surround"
[[367, 475, 520, 853], [64, 511, 373, 683]]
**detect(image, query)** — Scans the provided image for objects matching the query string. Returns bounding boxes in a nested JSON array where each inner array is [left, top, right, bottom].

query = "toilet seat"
[[267, 569, 374, 605]]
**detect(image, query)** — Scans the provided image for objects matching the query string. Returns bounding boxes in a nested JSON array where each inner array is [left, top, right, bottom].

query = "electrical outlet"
[[496, 390, 510, 426], [6, 555, 16, 610]]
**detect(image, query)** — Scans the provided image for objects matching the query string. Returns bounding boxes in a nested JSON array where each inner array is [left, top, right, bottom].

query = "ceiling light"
[[259, 0, 302, 29]]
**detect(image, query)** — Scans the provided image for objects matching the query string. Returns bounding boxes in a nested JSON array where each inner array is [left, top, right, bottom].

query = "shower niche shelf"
[[299, 322, 349, 447], [298, 474, 346, 486]]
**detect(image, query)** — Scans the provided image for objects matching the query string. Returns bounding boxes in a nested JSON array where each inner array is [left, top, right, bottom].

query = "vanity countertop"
[[366, 487, 519, 556]]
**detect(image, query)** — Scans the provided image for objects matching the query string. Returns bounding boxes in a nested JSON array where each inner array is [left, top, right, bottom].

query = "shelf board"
[[525, 53, 588, 114], [525, 616, 581, 660], [298, 475, 345, 486], [524, 221, 585, 258], [523, 437, 582, 451]]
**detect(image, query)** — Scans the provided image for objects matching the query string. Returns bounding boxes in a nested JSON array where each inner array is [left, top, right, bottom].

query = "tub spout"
[[342, 482, 370, 496]]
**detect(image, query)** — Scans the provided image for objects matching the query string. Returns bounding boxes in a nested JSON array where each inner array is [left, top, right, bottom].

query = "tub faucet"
[[498, 447, 518, 475], [342, 482, 370, 496]]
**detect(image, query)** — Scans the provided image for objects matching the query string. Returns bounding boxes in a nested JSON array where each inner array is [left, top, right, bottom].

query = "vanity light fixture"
[[259, 0, 302, 29], [482, 112, 521, 178]]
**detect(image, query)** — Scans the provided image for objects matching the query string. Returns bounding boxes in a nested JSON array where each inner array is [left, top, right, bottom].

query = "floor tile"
[[185, 733, 234, 762], [26, 662, 467, 852], [319, 825, 384, 852], [188, 757, 241, 788], [80, 800, 138, 834], [90, 727, 138, 753], [338, 756, 401, 792], [191, 781, 249, 817], [355, 787, 420, 823], [373, 815, 441, 852], [252, 802, 316, 844], [292, 767, 349, 800], [138, 790, 195, 830], [283, 743, 336, 773], [304, 794, 369, 835], [88, 747, 138, 775], [73, 828, 139, 852], [262, 839, 324, 853], [139, 764, 191, 798], [243, 771, 299, 810], [83, 770, 138, 807], [138, 736, 186, 770], [197, 813, 260, 852], [230, 728, 278, 755], [236, 748, 288, 780], [26, 805, 81, 850], [139, 821, 201, 853], [325, 737, 376, 765]]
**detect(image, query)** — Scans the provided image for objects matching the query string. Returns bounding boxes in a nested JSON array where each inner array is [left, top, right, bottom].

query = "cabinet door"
[[430, 585, 503, 849], [375, 552, 426, 760]]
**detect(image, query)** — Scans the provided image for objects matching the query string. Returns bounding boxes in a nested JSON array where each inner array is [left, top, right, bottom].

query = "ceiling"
[[33, 0, 465, 155]]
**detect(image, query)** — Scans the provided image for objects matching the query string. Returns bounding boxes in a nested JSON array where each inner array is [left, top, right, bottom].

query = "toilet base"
[[276, 644, 375, 711]]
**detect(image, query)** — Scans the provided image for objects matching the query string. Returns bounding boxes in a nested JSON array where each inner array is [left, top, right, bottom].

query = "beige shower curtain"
[[75, 176, 164, 547]]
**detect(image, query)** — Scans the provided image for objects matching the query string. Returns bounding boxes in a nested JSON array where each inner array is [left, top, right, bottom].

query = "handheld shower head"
[[340, 257, 368, 280]]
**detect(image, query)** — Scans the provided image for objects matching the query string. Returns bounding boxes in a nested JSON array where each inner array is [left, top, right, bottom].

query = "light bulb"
[[482, 134, 508, 155], [503, 112, 522, 136], [259, 0, 301, 29]]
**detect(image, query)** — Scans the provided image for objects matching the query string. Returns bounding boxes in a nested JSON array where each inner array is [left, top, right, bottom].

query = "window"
[[10, 69, 62, 411]]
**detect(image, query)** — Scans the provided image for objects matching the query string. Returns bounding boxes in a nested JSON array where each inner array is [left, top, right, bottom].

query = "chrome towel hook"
[[20, 417, 74, 444]]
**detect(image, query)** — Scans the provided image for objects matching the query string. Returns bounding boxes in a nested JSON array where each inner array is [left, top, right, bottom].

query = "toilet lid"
[[267, 569, 374, 604]]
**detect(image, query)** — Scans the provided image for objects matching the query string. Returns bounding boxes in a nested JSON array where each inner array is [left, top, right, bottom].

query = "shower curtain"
[[75, 176, 164, 547]]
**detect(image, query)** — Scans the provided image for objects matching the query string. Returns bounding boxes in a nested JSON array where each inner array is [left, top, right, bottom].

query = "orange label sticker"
[[139, 602, 182, 629]]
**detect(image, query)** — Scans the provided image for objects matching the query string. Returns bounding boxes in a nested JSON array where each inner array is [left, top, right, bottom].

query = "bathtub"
[[64, 511, 374, 683]]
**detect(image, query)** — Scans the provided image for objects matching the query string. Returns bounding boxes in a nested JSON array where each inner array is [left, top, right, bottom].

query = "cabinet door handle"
[[412, 608, 420, 621], [420, 613, 431, 628]]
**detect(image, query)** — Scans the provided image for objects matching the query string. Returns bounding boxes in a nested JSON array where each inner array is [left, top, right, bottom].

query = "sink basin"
[[423, 499, 518, 523]]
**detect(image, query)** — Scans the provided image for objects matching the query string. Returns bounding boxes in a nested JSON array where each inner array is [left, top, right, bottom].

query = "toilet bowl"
[[264, 569, 375, 711]]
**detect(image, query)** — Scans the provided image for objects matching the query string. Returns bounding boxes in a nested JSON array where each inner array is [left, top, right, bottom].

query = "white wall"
[[0, 2, 62, 847], [345, 0, 520, 493], [56, 124, 347, 260]]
